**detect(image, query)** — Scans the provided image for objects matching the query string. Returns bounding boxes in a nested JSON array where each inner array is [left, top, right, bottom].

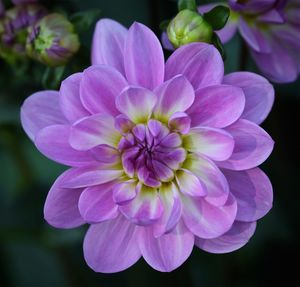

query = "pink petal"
[[21, 91, 67, 141], [176, 169, 207, 197], [120, 184, 164, 226], [168, 112, 191, 134], [153, 75, 195, 121], [44, 169, 85, 228], [83, 215, 141, 273], [70, 114, 121, 151], [165, 43, 224, 90], [195, 221, 256, 253], [59, 73, 90, 123], [78, 182, 118, 223], [187, 84, 245, 128], [60, 166, 123, 189], [139, 221, 194, 272], [35, 125, 95, 167], [182, 193, 237, 239], [219, 119, 274, 170], [153, 182, 182, 237], [80, 65, 128, 116], [251, 41, 298, 83], [223, 72, 274, 125], [124, 22, 165, 90], [184, 153, 229, 206], [113, 180, 138, 205], [183, 127, 234, 161], [222, 168, 273, 222], [116, 86, 157, 123], [92, 19, 128, 75]]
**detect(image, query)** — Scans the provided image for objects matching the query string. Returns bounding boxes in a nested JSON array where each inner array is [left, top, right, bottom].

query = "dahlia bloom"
[[21, 19, 274, 273], [198, 0, 300, 83]]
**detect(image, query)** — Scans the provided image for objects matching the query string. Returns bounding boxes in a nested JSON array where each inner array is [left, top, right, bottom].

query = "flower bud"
[[0, 4, 46, 57], [26, 13, 80, 66], [167, 9, 213, 48]]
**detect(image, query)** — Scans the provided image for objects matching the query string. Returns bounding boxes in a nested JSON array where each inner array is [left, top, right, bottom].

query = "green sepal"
[[203, 5, 230, 31], [178, 0, 197, 12]]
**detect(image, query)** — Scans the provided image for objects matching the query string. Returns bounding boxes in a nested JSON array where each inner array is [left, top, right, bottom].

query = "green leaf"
[[212, 33, 226, 60], [42, 66, 65, 90], [178, 0, 197, 12], [70, 9, 101, 33], [159, 19, 170, 31], [203, 5, 230, 31]]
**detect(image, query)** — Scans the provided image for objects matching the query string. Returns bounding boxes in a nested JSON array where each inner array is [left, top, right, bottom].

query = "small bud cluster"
[[0, 1, 79, 66]]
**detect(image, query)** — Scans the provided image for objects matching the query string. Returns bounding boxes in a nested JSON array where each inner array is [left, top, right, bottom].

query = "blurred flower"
[[167, 9, 213, 48], [21, 19, 274, 273], [0, 3, 46, 58], [26, 13, 80, 66], [199, 0, 300, 83], [0, 1, 4, 18]]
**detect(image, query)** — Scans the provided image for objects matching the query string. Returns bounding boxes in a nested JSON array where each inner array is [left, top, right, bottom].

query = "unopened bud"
[[26, 13, 80, 66], [167, 9, 213, 48]]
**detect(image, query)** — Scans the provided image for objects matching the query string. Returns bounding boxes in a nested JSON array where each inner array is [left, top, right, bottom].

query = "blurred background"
[[0, 0, 299, 286]]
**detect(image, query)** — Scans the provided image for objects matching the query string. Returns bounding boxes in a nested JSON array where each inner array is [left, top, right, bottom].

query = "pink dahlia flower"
[[198, 0, 300, 83], [21, 19, 274, 273]]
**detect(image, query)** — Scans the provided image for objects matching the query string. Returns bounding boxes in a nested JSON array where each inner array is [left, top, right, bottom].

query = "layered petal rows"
[[21, 19, 274, 273]]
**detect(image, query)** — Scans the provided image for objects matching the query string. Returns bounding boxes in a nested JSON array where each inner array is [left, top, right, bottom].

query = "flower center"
[[118, 119, 186, 188]]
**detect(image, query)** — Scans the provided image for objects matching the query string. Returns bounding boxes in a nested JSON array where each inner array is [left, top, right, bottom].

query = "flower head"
[[26, 13, 80, 66], [199, 0, 300, 83], [0, 3, 46, 57], [21, 19, 274, 273]]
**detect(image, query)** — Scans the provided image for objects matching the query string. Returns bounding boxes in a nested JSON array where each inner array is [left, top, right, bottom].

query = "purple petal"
[[78, 182, 118, 223], [90, 145, 120, 164], [223, 72, 274, 124], [219, 119, 274, 170], [116, 86, 157, 123], [83, 215, 141, 273], [168, 112, 191, 134], [196, 221, 256, 253], [251, 41, 297, 83], [161, 31, 174, 51], [153, 75, 195, 121], [160, 133, 182, 148], [182, 193, 237, 239], [184, 154, 229, 206], [152, 160, 174, 182], [70, 114, 121, 151], [21, 91, 67, 141], [165, 43, 224, 90], [115, 114, 134, 134], [183, 127, 234, 161], [238, 19, 271, 53], [113, 180, 138, 205], [139, 221, 194, 272], [124, 22, 164, 90], [44, 169, 85, 228], [92, 19, 128, 75], [222, 168, 273, 222], [35, 125, 95, 167], [176, 169, 207, 197], [80, 65, 128, 116], [153, 147, 186, 170], [60, 73, 90, 123], [153, 182, 182, 237], [187, 85, 245, 128], [120, 184, 164, 226], [60, 166, 123, 189]]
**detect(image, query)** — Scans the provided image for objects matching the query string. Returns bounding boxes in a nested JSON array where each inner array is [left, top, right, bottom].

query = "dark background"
[[0, 0, 299, 286]]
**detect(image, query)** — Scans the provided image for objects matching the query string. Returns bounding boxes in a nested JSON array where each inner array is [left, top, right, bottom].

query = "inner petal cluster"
[[117, 119, 187, 188]]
